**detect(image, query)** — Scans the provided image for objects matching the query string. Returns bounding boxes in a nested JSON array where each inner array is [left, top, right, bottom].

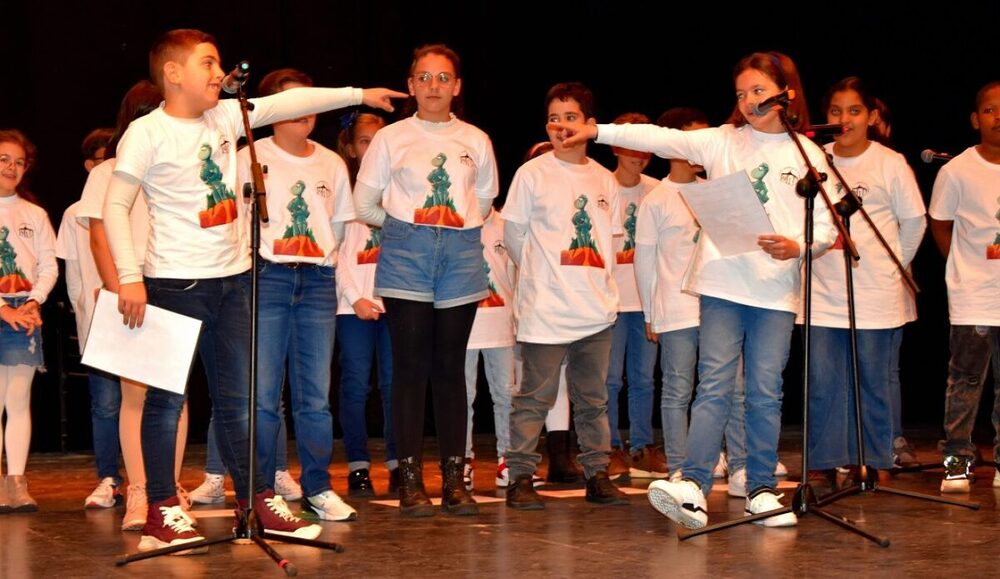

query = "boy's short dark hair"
[[975, 81, 1000, 110], [546, 82, 595, 119], [149, 29, 216, 91], [613, 112, 649, 125], [81, 128, 114, 160], [258, 68, 314, 97], [656, 107, 710, 130]]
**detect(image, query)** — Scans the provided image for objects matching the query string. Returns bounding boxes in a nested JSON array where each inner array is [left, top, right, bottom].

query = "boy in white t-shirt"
[[502, 82, 628, 509], [102, 29, 402, 552], [928, 80, 1000, 493]]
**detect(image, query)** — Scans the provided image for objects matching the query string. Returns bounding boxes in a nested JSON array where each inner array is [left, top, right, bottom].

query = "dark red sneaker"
[[254, 489, 322, 539], [138, 496, 207, 555]]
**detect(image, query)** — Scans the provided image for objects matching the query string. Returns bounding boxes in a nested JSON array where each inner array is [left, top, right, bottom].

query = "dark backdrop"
[[2, 2, 998, 451]]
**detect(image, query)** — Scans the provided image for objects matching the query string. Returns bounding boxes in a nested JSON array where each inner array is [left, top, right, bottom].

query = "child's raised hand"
[[361, 88, 409, 113], [758, 234, 801, 261], [546, 121, 597, 148], [118, 281, 147, 329]]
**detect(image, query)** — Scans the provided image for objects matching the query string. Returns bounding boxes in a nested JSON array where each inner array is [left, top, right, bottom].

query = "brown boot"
[[440, 457, 478, 516], [546, 431, 584, 484], [7, 475, 38, 513], [0, 475, 10, 514], [397, 457, 434, 517]]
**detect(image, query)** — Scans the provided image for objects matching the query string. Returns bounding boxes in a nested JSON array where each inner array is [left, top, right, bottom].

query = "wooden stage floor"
[[1, 430, 997, 578]]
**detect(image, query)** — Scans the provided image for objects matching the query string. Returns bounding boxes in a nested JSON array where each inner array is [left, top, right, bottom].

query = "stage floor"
[[1, 430, 997, 577]]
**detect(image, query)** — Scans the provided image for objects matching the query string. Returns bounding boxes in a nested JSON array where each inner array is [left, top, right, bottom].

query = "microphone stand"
[[116, 71, 344, 576], [678, 109, 976, 547]]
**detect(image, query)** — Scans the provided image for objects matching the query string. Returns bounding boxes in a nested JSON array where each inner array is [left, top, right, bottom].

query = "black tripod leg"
[[251, 535, 298, 576], [115, 535, 229, 565], [874, 485, 980, 509], [678, 505, 795, 541], [261, 532, 346, 552], [810, 506, 890, 547]]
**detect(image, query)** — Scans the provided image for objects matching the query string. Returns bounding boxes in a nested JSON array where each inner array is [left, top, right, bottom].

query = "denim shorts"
[[375, 215, 488, 308], [0, 296, 44, 367]]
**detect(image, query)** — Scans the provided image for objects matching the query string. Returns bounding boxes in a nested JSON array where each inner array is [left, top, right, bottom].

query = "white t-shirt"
[[612, 174, 659, 312], [502, 152, 621, 344], [112, 87, 361, 281], [928, 146, 1000, 326], [356, 114, 498, 230], [335, 220, 384, 315], [56, 201, 103, 352], [76, 159, 150, 264], [597, 123, 837, 313], [0, 195, 57, 305], [635, 176, 701, 333], [809, 141, 926, 329], [467, 210, 515, 350], [237, 137, 354, 267]]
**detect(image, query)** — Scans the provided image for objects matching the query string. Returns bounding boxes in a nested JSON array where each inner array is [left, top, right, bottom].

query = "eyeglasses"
[[412, 72, 455, 86], [0, 155, 28, 170]]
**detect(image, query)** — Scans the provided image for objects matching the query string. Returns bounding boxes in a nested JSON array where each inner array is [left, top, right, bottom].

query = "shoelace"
[[264, 495, 300, 522], [160, 505, 196, 533]]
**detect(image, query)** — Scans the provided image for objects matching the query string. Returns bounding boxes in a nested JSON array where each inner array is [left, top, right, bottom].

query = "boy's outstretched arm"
[[546, 121, 598, 148], [249, 87, 407, 129]]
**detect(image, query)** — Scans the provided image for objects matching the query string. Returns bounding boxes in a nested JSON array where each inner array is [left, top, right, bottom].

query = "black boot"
[[506, 474, 545, 510], [348, 468, 375, 497], [398, 457, 434, 517], [546, 431, 585, 484], [440, 457, 478, 516], [585, 471, 629, 505]]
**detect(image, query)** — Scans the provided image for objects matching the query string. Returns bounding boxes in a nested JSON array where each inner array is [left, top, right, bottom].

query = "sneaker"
[[669, 470, 683, 483], [892, 437, 919, 468], [496, 459, 510, 488], [274, 470, 303, 501], [122, 484, 148, 532], [774, 460, 789, 477], [648, 479, 707, 529], [713, 452, 728, 478], [585, 471, 629, 505], [255, 490, 322, 539], [993, 468, 1000, 488], [189, 473, 226, 505], [462, 458, 474, 492], [745, 488, 797, 527], [727, 468, 747, 498], [175, 484, 197, 527], [305, 490, 357, 522], [940, 455, 972, 493], [138, 496, 207, 555], [348, 468, 375, 497], [608, 448, 631, 481], [85, 477, 121, 509], [630, 447, 669, 479]]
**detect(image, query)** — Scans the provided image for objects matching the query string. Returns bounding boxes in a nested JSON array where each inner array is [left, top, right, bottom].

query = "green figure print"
[[284, 180, 315, 241], [198, 143, 236, 208], [570, 195, 596, 251], [623, 202, 637, 252], [0, 226, 20, 277], [750, 163, 770, 204]]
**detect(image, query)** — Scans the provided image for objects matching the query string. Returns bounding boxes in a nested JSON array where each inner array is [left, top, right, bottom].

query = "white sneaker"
[[275, 470, 303, 501], [496, 459, 510, 488], [745, 489, 797, 527], [713, 452, 728, 478], [122, 484, 147, 532], [188, 473, 226, 505], [727, 468, 747, 498], [774, 460, 789, 477], [647, 479, 708, 529], [463, 459, 474, 492], [85, 477, 120, 509], [305, 490, 358, 522], [669, 470, 683, 483]]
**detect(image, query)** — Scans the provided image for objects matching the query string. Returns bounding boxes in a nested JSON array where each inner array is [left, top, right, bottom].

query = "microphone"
[[750, 89, 796, 117], [222, 61, 250, 95], [804, 123, 847, 139], [921, 149, 954, 164]]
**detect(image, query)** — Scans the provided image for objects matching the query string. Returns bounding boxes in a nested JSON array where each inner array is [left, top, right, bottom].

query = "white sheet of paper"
[[81, 289, 202, 394], [677, 171, 775, 257]]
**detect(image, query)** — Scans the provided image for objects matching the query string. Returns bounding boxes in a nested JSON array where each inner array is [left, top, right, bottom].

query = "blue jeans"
[[206, 408, 289, 475], [683, 296, 793, 496], [337, 313, 396, 471], [888, 326, 904, 441], [942, 325, 1000, 463], [256, 262, 336, 497], [808, 327, 897, 470], [659, 326, 746, 473], [89, 369, 123, 483], [143, 273, 256, 503], [606, 312, 659, 450], [465, 346, 515, 458]]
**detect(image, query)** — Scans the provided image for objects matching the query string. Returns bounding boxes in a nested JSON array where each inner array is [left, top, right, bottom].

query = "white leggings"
[[0, 364, 36, 476]]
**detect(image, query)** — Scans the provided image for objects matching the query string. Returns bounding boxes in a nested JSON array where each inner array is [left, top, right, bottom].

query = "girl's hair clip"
[[340, 110, 360, 132]]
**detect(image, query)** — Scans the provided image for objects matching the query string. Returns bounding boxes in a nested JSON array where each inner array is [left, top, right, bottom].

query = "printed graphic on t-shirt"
[[751, 163, 770, 203], [414, 153, 465, 227], [560, 195, 605, 268], [273, 180, 324, 257], [357, 225, 382, 265], [0, 226, 32, 293], [197, 143, 238, 228], [478, 259, 505, 308], [617, 202, 637, 264]]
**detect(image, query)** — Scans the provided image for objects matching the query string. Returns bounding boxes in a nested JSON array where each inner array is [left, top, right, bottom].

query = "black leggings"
[[383, 298, 478, 460]]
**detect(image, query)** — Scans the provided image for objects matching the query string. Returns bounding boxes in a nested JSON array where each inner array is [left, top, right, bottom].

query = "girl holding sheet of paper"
[[554, 51, 837, 529]]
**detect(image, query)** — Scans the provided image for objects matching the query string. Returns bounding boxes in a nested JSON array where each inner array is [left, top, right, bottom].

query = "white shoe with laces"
[[727, 468, 747, 498], [274, 470, 303, 501], [647, 479, 708, 529], [745, 489, 797, 527], [305, 489, 357, 521], [189, 473, 225, 505], [255, 490, 322, 539], [85, 477, 120, 509], [713, 452, 727, 478]]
